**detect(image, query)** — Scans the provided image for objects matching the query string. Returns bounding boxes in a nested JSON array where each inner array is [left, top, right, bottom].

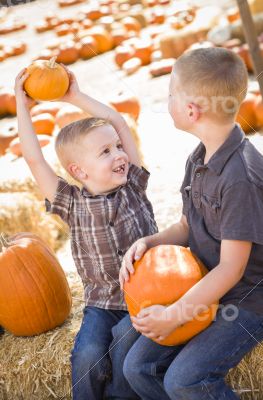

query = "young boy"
[[15, 68, 157, 400], [119, 47, 263, 399]]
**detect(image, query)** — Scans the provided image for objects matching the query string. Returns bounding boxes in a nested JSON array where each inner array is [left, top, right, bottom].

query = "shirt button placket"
[[192, 169, 202, 208]]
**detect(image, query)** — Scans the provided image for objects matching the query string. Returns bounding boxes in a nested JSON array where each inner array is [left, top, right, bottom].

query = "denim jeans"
[[71, 306, 140, 400], [123, 306, 263, 400]]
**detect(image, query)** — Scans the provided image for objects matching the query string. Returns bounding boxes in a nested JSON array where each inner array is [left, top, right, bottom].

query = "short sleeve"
[[220, 181, 263, 245], [45, 177, 74, 225], [128, 164, 150, 192]]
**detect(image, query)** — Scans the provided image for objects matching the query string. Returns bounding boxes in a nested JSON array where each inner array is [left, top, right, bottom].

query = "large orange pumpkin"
[[0, 233, 72, 336], [124, 245, 218, 346], [24, 57, 70, 101]]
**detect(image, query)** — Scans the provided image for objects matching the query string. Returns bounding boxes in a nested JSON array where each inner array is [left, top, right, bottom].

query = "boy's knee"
[[123, 350, 140, 383], [71, 345, 111, 379], [111, 314, 139, 348]]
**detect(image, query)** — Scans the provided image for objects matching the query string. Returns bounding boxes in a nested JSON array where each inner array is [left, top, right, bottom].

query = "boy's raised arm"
[[60, 68, 141, 167], [15, 69, 58, 202]]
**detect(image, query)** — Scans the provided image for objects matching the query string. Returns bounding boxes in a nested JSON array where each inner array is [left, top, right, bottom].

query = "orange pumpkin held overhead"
[[24, 56, 69, 101], [0, 232, 72, 336], [124, 245, 218, 346]]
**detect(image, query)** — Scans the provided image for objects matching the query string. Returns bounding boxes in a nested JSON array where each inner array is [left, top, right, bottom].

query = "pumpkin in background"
[[9, 134, 51, 157], [0, 125, 18, 156], [55, 105, 90, 128], [255, 95, 263, 127], [124, 245, 218, 346], [87, 26, 113, 53], [55, 41, 79, 65], [30, 102, 64, 118], [109, 92, 140, 121], [24, 57, 69, 101], [236, 92, 258, 133], [79, 36, 98, 59], [32, 113, 56, 135], [0, 232, 72, 336]]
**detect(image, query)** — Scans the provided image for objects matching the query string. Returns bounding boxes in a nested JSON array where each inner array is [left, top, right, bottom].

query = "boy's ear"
[[188, 103, 201, 122], [67, 163, 88, 180]]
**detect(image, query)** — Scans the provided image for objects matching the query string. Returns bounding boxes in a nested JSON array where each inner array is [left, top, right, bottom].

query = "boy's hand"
[[59, 66, 81, 103], [119, 239, 148, 290], [15, 69, 31, 107], [131, 305, 176, 342]]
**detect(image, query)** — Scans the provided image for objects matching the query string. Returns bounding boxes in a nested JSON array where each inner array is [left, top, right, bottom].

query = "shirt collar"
[[80, 184, 122, 199], [190, 124, 246, 175]]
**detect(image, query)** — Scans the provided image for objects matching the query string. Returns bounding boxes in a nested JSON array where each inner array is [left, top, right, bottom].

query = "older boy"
[[15, 68, 156, 400], [120, 48, 263, 399]]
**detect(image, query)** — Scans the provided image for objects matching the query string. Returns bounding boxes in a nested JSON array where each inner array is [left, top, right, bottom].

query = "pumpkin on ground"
[[9, 135, 51, 157], [30, 102, 64, 118], [32, 113, 56, 135], [236, 92, 258, 133], [124, 245, 218, 346], [255, 95, 263, 127], [0, 125, 18, 155], [55, 105, 90, 129], [0, 232, 72, 336], [109, 92, 140, 121], [24, 57, 69, 101]]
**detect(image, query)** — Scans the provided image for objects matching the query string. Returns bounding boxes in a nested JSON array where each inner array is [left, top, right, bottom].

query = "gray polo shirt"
[[181, 124, 263, 315]]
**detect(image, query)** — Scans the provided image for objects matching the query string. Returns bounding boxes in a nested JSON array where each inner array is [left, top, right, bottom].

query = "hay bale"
[[0, 272, 83, 400], [0, 144, 66, 199], [0, 192, 69, 252], [0, 268, 262, 400]]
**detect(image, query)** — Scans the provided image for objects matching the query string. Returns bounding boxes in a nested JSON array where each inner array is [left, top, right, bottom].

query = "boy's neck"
[[194, 120, 236, 165]]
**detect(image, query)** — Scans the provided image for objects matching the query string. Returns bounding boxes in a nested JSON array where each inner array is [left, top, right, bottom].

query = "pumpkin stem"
[[49, 56, 57, 68]]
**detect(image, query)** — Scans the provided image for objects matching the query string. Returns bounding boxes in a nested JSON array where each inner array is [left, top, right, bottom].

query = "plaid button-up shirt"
[[46, 164, 158, 310]]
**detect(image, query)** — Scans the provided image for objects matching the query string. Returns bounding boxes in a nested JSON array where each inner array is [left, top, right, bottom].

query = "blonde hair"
[[55, 117, 110, 168], [174, 47, 248, 120]]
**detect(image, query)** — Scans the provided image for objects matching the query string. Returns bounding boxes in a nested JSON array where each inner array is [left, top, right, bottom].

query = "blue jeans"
[[123, 307, 263, 400], [71, 306, 140, 400]]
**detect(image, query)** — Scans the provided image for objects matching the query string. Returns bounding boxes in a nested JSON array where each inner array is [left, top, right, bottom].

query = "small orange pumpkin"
[[9, 134, 51, 157], [55, 41, 79, 64], [124, 245, 218, 346], [79, 36, 99, 59], [255, 95, 263, 127], [30, 102, 63, 118], [0, 125, 18, 156], [236, 92, 258, 133], [114, 45, 134, 68], [0, 232, 72, 336], [88, 26, 113, 53], [32, 113, 56, 135], [55, 105, 90, 129], [122, 16, 141, 33], [110, 92, 141, 121], [24, 57, 69, 101]]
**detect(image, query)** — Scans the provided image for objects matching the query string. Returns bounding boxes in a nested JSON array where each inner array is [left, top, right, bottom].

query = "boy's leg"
[[123, 334, 184, 400], [71, 306, 124, 400], [106, 314, 141, 399], [163, 306, 263, 400]]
